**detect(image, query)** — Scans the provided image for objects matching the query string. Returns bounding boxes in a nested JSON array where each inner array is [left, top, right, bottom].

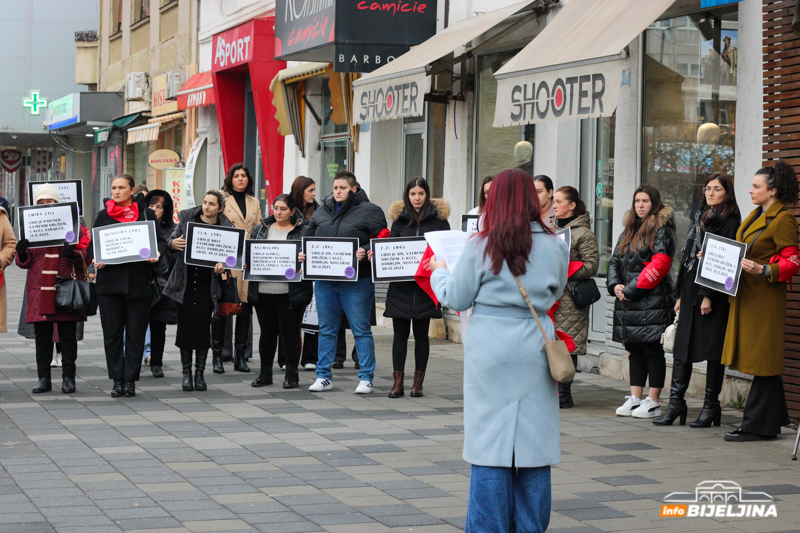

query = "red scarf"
[[105, 199, 138, 222]]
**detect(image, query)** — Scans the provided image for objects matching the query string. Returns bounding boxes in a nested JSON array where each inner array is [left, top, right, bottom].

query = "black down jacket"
[[384, 199, 451, 320], [305, 188, 387, 280], [250, 215, 313, 310], [145, 190, 178, 324], [607, 206, 677, 344]]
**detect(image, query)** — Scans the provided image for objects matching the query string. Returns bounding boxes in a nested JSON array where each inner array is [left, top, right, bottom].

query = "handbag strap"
[[514, 276, 553, 343]]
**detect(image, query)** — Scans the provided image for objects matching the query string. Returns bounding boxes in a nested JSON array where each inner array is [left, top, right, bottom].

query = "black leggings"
[[392, 318, 431, 372], [149, 321, 167, 366], [34, 322, 78, 379], [625, 341, 666, 389], [254, 293, 303, 379]]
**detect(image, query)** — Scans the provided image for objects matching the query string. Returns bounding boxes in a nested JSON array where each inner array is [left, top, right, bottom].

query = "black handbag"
[[215, 272, 242, 317], [569, 278, 601, 309], [55, 258, 98, 316]]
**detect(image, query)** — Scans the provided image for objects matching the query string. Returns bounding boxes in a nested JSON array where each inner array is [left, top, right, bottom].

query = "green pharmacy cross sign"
[[23, 91, 47, 115]]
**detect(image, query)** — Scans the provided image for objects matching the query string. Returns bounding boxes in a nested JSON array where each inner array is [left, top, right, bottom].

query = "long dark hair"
[[144, 189, 175, 228], [700, 173, 739, 224], [480, 168, 552, 276], [291, 176, 316, 220], [477, 175, 494, 213], [756, 160, 799, 206], [273, 193, 298, 224], [555, 186, 587, 216], [223, 163, 254, 195], [403, 177, 431, 227], [618, 184, 666, 254]]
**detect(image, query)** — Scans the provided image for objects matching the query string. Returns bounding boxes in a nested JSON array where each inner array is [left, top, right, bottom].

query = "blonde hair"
[[204, 189, 226, 211]]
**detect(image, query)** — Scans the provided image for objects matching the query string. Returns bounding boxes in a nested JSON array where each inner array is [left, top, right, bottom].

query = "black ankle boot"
[[151, 365, 164, 378], [212, 350, 224, 374], [110, 379, 124, 397], [251, 369, 273, 387], [181, 348, 194, 391], [233, 349, 250, 373], [61, 376, 76, 394], [32, 377, 52, 393], [122, 381, 135, 397], [194, 350, 208, 391], [691, 361, 725, 428], [559, 381, 574, 409], [654, 360, 691, 426]]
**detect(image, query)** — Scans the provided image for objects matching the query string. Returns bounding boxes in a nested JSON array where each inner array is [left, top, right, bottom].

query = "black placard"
[[302, 237, 359, 281], [18, 202, 80, 249], [694, 233, 748, 296], [28, 180, 84, 216], [371, 237, 427, 283], [184, 222, 246, 269], [92, 220, 158, 265], [244, 240, 302, 282]]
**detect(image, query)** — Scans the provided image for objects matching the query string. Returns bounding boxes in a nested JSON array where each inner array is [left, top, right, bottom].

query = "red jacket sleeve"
[[637, 253, 672, 289], [770, 246, 800, 282]]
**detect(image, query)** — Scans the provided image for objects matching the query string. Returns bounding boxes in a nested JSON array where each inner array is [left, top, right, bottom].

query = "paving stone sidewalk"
[[0, 265, 799, 533]]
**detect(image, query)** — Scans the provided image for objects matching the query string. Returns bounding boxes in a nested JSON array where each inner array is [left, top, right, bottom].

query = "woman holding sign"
[[384, 178, 450, 398], [165, 190, 233, 392], [291, 176, 321, 370], [92, 175, 161, 398], [722, 162, 800, 442], [654, 174, 740, 427], [607, 185, 676, 420], [428, 168, 568, 532]]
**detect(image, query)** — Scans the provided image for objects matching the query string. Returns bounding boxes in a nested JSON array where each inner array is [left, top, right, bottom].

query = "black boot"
[[690, 361, 725, 428], [653, 360, 691, 426], [194, 350, 208, 391], [181, 348, 194, 391], [110, 379, 124, 397], [32, 377, 52, 394], [151, 366, 164, 378], [252, 368, 273, 387], [559, 381, 574, 409], [212, 350, 224, 374], [122, 381, 135, 397], [233, 348, 250, 373], [61, 376, 76, 394]]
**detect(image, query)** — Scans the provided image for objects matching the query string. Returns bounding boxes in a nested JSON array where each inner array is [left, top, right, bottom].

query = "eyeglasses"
[[704, 187, 724, 193]]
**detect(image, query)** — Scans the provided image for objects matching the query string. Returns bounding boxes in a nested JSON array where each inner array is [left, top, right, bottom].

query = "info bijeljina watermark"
[[661, 481, 777, 518]]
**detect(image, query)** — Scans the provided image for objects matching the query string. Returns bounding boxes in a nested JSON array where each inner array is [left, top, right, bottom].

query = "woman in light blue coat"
[[429, 168, 568, 533]]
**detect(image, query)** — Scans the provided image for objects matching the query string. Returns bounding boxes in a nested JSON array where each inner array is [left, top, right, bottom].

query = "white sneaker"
[[309, 378, 332, 392], [304, 363, 317, 370], [50, 353, 62, 368], [355, 381, 373, 394], [632, 397, 662, 419], [615, 396, 641, 416]]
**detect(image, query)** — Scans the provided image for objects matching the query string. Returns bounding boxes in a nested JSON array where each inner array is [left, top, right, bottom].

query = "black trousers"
[[625, 341, 666, 389], [392, 318, 431, 372], [34, 322, 77, 379], [149, 320, 167, 366], [98, 294, 151, 382], [254, 293, 303, 379], [741, 375, 790, 437], [213, 304, 252, 357]]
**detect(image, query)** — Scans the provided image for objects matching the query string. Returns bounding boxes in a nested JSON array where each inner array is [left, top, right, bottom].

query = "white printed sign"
[[244, 240, 302, 282], [185, 222, 245, 269], [92, 220, 158, 265], [302, 237, 359, 281], [29, 180, 84, 216], [18, 202, 79, 249], [695, 233, 747, 296], [301, 289, 318, 333], [461, 214, 480, 236], [371, 237, 427, 283], [556, 227, 572, 251]]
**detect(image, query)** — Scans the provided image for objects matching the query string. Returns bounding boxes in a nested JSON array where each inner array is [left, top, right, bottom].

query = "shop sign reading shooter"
[[244, 240, 302, 282], [92, 221, 158, 265], [370, 237, 427, 283], [302, 237, 359, 281], [695, 233, 747, 296], [184, 223, 245, 269], [18, 202, 80, 249]]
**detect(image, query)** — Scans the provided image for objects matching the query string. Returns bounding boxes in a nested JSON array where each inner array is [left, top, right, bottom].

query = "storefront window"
[[426, 102, 447, 198], [320, 81, 351, 196], [643, 11, 738, 278], [580, 116, 615, 277]]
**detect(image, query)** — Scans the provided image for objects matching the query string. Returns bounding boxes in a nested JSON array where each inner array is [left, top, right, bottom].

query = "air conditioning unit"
[[125, 72, 147, 101], [166, 69, 185, 99]]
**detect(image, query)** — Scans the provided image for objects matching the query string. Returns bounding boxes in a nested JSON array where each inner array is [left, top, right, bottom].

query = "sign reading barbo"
[[244, 240, 302, 282], [185, 223, 246, 270], [302, 237, 359, 281], [92, 221, 158, 265], [28, 180, 84, 216], [695, 233, 747, 297], [18, 202, 79, 249], [371, 237, 427, 283]]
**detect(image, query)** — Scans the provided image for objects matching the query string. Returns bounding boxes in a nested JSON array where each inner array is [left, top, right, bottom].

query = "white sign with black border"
[[28, 180, 84, 216], [185, 222, 246, 269], [18, 202, 79, 249], [556, 227, 572, 251], [461, 214, 481, 235], [92, 220, 158, 265], [302, 237, 359, 281], [371, 237, 427, 283], [694, 233, 747, 297], [301, 288, 318, 334], [243, 240, 302, 282]]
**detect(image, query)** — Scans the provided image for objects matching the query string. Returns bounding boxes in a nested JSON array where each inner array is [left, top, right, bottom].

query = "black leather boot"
[[251, 368, 273, 387], [212, 350, 224, 374], [122, 381, 135, 397], [559, 381, 574, 409], [194, 350, 208, 391], [233, 348, 250, 373], [110, 379, 124, 397], [653, 360, 691, 426], [61, 376, 76, 394], [181, 348, 194, 391], [32, 377, 52, 393], [151, 366, 164, 378], [691, 361, 725, 428]]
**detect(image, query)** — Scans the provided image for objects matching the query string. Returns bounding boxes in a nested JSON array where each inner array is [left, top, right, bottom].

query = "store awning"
[[177, 72, 215, 110], [127, 123, 160, 144], [148, 112, 184, 125], [492, 0, 674, 127], [270, 62, 329, 157], [113, 113, 144, 129], [352, 0, 537, 124]]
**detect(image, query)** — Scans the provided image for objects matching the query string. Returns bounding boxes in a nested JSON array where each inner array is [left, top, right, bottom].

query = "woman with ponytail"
[[722, 161, 800, 442]]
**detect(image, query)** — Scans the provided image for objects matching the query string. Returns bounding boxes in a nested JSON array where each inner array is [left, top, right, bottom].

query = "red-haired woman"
[[429, 168, 568, 532]]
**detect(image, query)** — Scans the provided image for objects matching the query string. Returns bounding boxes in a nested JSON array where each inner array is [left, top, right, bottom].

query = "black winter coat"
[[672, 213, 740, 363], [150, 218, 178, 324], [305, 188, 387, 280], [384, 199, 450, 320], [250, 216, 313, 310], [91, 198, 163, 300], [607, 207, 677, 344]]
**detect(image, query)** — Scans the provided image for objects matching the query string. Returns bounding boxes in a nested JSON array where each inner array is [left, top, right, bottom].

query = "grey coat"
[[431, 223, 569, 468]]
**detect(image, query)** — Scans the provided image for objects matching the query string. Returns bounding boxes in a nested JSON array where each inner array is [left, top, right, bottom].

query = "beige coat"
[[0, 208, 17, 332], [223, 192, 262, 303]]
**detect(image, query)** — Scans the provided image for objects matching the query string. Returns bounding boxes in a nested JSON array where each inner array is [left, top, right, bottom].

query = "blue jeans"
[[466, 464, 551, 533], [142, 325, 151, 361], [315, 278, 376, 382]]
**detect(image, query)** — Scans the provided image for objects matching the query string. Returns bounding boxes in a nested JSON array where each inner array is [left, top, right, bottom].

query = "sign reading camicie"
[[92, 221, 158, 265], [18, 202, 80, 249], [493, 61, 623, 127], [275, 0, 336, 59], [353, 71, 427, 124]]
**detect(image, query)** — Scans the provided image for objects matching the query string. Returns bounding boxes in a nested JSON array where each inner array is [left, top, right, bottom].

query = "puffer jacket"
[[250, 215, 313, 310], [607, 206, 677, 344], [553, 213, 599, 354], [384, 199, 451, 320], [146, 190, 178, 324], [305, 188, 387, 280]]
